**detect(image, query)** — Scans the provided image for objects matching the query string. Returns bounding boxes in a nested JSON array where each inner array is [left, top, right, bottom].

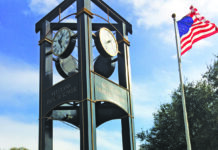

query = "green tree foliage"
[[204, 56, 218, 91], [137, 57, 218, 150]]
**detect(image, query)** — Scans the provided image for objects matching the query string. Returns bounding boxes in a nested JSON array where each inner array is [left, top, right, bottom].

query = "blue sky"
[[0, 0, 218, 149]]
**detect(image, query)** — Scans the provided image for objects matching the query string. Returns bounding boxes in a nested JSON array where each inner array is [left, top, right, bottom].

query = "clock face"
[[52, 27, 71, 57], [94, 55, 115, 78], [55, 55, 78, 78], [99, 28, 118, 57]]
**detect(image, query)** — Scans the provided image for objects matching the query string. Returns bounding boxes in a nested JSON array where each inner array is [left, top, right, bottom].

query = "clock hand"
[[58, 34, 64, 48], [60, 33, 64, 40], [58, 39, 62, 48]]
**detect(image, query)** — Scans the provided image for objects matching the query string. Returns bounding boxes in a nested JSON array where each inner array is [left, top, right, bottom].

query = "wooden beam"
[[50, 22, 119, 31], [91, 0, 132, 34], [39, 20, 53, 150], [35, 0, 76, 33], [117, 23, 136, 150]]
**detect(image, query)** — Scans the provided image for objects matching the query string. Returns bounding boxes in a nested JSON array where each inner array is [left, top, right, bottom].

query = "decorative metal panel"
[[43, 73, 79, 116], [92, 72, 129, 112]]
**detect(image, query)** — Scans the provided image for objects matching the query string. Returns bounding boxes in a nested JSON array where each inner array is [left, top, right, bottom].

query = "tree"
[[204, 56, 218, 91], [137, 57, 218, 150]]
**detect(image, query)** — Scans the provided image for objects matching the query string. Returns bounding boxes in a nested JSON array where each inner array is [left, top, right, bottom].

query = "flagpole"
[[172, 13, 192, 150]]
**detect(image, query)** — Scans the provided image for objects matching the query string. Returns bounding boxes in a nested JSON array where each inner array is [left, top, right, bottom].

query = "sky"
[[0, 0, 218, 149]]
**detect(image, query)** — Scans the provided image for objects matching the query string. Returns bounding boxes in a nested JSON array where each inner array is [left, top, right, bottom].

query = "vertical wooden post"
[[117, 23, 136, 150], [39, 20, 53, 150], [77, 0, 96, 149]]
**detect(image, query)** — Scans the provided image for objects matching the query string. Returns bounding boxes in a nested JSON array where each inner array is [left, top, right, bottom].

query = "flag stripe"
[[177, 6, 218, 55], [181, 21, 208, 41], [181, 28, 217, 53], [181, 24, 215, 49], [181, 22, 209, 43], [181, 30, 217, 55]]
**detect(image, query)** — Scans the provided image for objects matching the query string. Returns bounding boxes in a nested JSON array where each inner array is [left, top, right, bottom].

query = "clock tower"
[[35, 0, 135, 150]]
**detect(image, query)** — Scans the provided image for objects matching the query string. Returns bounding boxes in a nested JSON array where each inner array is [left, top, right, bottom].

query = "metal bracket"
[[118, 38, 130, 46], [76, 8, 93, 18], [38, 38, 52, 45]]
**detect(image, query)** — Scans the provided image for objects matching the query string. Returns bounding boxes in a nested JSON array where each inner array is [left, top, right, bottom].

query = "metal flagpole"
[[172, 13, 192, 150]]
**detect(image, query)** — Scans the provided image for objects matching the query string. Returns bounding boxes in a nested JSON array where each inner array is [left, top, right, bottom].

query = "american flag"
[[177, 6, 218, 55]]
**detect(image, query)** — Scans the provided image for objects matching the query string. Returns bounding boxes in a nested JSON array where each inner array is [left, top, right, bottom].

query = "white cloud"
[[28, 0, 77, 20], [192, 39, 213, 50], [63, 18, 77, 23], [0, 63, 38, 94], [0, 53, 38, 95], [0, 116, 80, 150], [132, 82, 151, 103], [118, 0, 218, 47], [0, 116, 126, 150], [29, 0, 61, 15], [53, 124, 80, 150], [131, 69, 179, 122], [158, 28, 175, 46], [182, 63, 209, 82], [97, 129, 122, 150], [120, 0, 218, 28], [29, 0, 78, 24], [134, 103, 157, 119], [171, 54, 177, 60], [29, 0, 218, 28], [0, 54, 63, 100], [120, 0, 187, 28], [0, 116, 38, 150]]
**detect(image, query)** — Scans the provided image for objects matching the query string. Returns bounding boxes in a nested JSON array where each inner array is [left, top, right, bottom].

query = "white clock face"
[[99, 28, 118, 57], [52, 28, 71, 56]]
